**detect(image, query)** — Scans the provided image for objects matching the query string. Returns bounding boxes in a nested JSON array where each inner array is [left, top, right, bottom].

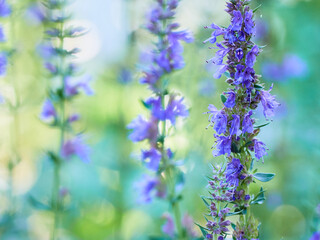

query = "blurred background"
[[0, 0, 319, 239]]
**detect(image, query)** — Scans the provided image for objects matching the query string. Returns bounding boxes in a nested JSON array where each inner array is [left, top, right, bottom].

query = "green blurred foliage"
[[0, 0, 319, 239]]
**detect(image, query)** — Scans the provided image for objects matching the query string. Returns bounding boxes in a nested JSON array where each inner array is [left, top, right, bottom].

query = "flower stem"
[[51, 12, 65, 240], [160, 92, 184, 239]]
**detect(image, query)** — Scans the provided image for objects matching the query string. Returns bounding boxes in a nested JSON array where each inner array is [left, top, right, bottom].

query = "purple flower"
[[37, 43, 56, 59], [230, 114, 240, 136], [135, 175, 159, 203], [181, 213, 198, 237], [142, 148, 162, 171], [67, 114, 80, 123], [244, 10, 255, 35], [262, 54, 307, 82], [208, 43, 228, 65], [214, 65, 227, 79], [231, 11, 243, 31], [206, 234, 213, 240], [127, 115, 158, 142], [162, 213, 175, 237], [165, 95, 189, 125], [213, 135, 231, 156], [0, 0, 11, 18], [25, 4, 46, 25], [253, 139, 267, 161], [0, 53, 7, 76], [234, 64, 245, 85], [44, 62, 57, 74], [40, 99, 57, 121], [245, 45, 259, 68], [260, 85, 280, 120], [224, 91, 236, 108], [282, 54, 307, 78], [235, 48, 244, 61], [310, 232, 320, 240], [213, 111, 228, 135], [226, 158, 243, 187], [242, 111, 253, 134], [204, 24, 225, 44], [61, 136, 90, 163], [206, 104, 221, 126], [225, 29, 237, 44], [146, 96, 165, 120], [0, 26, 5, 42], [242, 67, 255, 88], [64, 75, 94, 97]]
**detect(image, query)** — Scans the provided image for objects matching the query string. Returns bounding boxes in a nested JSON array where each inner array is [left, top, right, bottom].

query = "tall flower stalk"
[[0, 0, 16, 213], [199, 1, 279, 239], [127, 0, 195, 238], [37, 0, 92, 239]]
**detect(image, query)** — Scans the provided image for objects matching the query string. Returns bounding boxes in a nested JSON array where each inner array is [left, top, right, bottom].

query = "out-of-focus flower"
[[64, 75, 94, 97], [61, 136, 90, 163], [142, 148, 162, 171], [135, 175, 161, 203], [0, 53, 7, 76], [259, 85, 280, 120], [0, 0, 11, 18], [127, 115, 158, 143], [310, 232, 320, 240], [25, 3, 46, 25], [40, 99, 57, 122], [181, 213, 198, 237], [253, 139, 267, 161], [162, 213, 175, 238], [262, 54, 307, 82]]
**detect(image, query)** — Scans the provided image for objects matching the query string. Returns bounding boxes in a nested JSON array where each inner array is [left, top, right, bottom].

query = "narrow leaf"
[[253, 173, 275, 182], [254, 122, 270, 129], [221, 94, 227, 103]]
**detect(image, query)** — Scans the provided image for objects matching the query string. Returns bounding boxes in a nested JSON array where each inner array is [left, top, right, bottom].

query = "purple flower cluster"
[[0, 0, 11, 78], [128, 1, 196, 238], [128, 0, 192, 203], [205, 166, 233, 240], [141, 0, 193, 89], [205, 0, 279, 162], [201, 0, 279, 239], [39, 1, 93, 163]]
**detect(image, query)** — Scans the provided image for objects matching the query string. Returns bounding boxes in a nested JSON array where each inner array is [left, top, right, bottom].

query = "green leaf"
[[47, 151, 61, 164], [254, 84, 263, 90], [251, 187, 266, 205], [254, 122, 270, 129], [249, 159, 254, 171], [195, 223, 209, 238], [201, 196, 210, 208], [29, 196, 51, 210], [220, 94, 227, 104], [253, 4, 262, 13], [231, 142, 240, 153], [253, 173, 275, 182], [231, 223, 236, 230], [141, 99, 152, 109], [223, 71, 230, 78], [227, 209, 246, 216]]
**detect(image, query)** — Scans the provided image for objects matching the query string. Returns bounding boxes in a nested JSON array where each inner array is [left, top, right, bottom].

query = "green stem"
[[51, 12, 65, 240], [160, 92, 184, 239]]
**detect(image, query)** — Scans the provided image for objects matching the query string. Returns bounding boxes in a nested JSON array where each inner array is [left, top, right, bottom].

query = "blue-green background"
[[0, 0, 319, 239]]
